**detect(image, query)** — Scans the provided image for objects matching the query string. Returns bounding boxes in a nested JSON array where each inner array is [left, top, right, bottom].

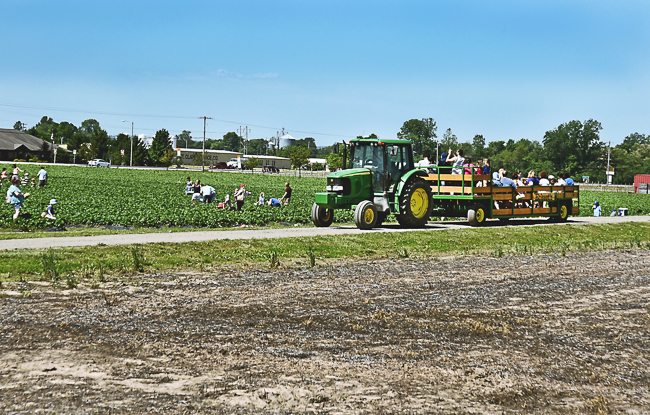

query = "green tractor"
[[312, 137, 432, 229]]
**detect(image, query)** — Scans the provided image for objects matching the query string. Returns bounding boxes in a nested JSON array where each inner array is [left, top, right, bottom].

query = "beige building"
[[176, 148, 242, 166]]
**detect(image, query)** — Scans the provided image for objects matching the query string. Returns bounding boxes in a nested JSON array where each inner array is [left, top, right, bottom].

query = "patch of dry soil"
[[1, 249, 649, 414]]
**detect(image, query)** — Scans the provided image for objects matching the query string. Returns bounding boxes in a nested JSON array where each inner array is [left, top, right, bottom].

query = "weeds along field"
[[1, 164, 648, 230], [0, 165, 353, 229]]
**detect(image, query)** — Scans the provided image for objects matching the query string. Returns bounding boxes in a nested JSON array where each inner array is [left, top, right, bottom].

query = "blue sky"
[[1, 0, 648, 147]]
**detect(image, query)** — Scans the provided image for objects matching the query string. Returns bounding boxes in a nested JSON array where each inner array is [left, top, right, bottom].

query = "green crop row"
[[0, 165, 353, 229], [1, 165, 648, 230]]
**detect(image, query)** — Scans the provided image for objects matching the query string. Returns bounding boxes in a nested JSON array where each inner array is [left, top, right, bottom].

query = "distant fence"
[[580, 184, 635, 193]]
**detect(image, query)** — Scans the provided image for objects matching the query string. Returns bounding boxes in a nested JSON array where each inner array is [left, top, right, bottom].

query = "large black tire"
[[468, 203, 487, 227], [354, 200, 377, 230], [311, 203, 334, 227], [557, 202, 570, 222], [396, 178, 433, 228]]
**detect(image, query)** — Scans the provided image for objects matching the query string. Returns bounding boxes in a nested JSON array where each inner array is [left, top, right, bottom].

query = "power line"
[[0, 102, 354, 139]]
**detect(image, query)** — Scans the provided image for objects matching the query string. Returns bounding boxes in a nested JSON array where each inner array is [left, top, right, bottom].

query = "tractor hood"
[[327, 168, 371, 179]]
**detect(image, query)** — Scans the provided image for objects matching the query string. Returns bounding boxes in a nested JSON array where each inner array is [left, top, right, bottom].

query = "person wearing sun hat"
[[41, 199, 57, 219], [592, 200, 601, 217], [235, 184, 246, 210]]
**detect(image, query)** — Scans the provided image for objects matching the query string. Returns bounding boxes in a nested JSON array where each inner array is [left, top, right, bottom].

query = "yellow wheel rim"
[[476, 208, 484, 223], [364, 207, 375, 224], [560, 205, 568, 219], [323, 210, 331, 221], [410, 188, 428, 219]]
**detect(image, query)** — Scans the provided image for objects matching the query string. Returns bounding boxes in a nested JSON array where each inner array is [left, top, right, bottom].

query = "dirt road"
[[1, 249, 648, 413], [1, 215, 648, 251]]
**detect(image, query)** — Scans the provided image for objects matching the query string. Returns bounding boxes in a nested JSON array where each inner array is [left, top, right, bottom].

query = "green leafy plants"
[[0, 164, 353, 230]]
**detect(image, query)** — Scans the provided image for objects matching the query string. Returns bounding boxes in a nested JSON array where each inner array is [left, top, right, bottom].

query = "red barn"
[[634, 174, 650, 193]]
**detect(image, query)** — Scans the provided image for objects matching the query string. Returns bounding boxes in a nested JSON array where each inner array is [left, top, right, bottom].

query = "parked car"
[[210, 162, 228, 169], [262, 165, 279, 173], [88, 159, 111, 167]]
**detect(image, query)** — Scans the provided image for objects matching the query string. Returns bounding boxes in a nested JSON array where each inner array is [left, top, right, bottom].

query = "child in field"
[[257, 192, 265, 206], [41, 199, 57, 219], [21, 173, 30, 187], [185, 177, 193, 195], [592, 201, 601, 217]]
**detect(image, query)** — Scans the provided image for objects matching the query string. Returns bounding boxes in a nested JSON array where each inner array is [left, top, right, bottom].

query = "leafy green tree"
[[243, 156, 260, 170], [90, 129, 110, 159], [27, 116, 58, 142], [176, 130, 193, 148], [326, 152, 344, 171], [55, 121, 78, 144], [222, 132, 241, 152], [13, 121, 24, 131], [150, 129, 172, 166], [247, 138, 269, 155], [619, 132, 649, 152], [80, 119, 101, 135], [296, 137, 316, 150], [440, 128, 458, 151], [398, 118, 437, 156], [471, 134, 486, 159], [543, 119, 604, 174], [132, 136, 151, 166], [159, 149, 177, 167]]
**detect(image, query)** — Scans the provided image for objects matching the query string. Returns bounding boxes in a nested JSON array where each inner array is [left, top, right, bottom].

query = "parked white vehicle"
[[227, 157, 248, 168], [88, 159, 111, 167]]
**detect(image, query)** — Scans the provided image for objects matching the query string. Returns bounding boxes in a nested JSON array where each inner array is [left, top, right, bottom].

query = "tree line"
[[398, 118, 649, 184], [13, 116, 650, 182]]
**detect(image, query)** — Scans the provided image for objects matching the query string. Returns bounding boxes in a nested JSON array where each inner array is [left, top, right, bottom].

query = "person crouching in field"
[[41, 199, 57, 219]]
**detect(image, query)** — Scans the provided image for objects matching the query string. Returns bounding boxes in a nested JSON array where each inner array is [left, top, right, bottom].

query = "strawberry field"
[[1, 164, 649, 230], [0, 165, 354, 229]]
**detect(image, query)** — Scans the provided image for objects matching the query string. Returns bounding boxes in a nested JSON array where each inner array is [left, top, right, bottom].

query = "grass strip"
[[1, 222, 649, 283]]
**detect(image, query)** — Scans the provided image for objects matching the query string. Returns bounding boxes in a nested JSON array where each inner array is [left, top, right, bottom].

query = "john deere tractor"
[[312, 137, 432, 229]]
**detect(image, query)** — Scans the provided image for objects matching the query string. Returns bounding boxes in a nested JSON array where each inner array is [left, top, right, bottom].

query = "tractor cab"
[[348, 139, 414, 193]]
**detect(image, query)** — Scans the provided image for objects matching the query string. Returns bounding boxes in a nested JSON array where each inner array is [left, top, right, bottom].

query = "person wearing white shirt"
[[201, 185, 215, 203], [37, 167, 48, 187]]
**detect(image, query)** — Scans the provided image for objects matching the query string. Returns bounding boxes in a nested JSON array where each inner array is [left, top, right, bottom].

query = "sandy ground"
[[1, 214, 649, 251], [1, 249, 649, 414]]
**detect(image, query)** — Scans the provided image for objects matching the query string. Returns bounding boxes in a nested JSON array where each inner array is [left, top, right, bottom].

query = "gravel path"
[[1, 249, 648, 413], [1, 215, 648, 251]]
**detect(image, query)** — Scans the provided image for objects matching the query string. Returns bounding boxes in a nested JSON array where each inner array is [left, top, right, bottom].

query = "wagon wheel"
[[468, 203, 487, 227], [557, 202, 570, 222], [354, 200, 377, 230]]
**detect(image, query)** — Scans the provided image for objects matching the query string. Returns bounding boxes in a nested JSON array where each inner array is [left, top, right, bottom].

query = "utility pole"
[[200, 116, 212, 171], [606, 141, 611, 184]]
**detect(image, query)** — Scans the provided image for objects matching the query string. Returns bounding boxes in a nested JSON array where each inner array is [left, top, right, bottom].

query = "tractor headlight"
[[332, 185, 344, 191], [326, 185, 332, 191]]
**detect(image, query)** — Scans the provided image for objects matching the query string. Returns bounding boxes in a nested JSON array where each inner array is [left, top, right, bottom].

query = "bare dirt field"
[[1, 249, 649, 414]]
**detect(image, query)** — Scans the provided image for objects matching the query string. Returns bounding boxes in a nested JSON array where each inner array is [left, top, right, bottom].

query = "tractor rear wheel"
[[311, 203, 333, 227], [354, 200, 378, 230], [468, 203, 487, 226], [396, 178, 432, 228]]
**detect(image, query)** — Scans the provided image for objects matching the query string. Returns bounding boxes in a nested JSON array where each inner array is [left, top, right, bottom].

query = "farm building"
[[176, 148, 242, 165], [242, 155, 291, 169], [0, 129, 53, 161]]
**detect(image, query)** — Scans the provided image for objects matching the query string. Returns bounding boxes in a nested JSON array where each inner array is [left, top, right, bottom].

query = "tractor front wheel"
[[311, 203, 333, 227], [354, 201, 378, 230], [396, 179, 432, 228]]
